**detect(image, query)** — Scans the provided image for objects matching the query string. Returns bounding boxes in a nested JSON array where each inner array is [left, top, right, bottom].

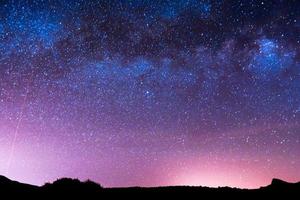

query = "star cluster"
[[0, 0, 299, 188]]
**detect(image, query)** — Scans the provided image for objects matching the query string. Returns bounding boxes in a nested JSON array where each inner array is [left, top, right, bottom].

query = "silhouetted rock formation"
[[271, 178, 290, 186], [0, 175, 299, 198], [260, 178, 300, 192]]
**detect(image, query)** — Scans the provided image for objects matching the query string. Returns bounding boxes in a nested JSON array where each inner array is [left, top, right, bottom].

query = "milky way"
[[0, 0, 300, 188]]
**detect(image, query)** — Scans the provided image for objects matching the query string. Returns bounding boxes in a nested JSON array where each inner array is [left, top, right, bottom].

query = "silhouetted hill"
[[0, 175, 299, 198], [0, 175, 38, 193]]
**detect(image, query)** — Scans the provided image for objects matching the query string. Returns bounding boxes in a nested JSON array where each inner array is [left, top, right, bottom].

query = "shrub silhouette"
[[42, 178, 103, 193]]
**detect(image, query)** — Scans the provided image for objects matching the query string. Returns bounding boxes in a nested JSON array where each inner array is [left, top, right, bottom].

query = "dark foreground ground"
[[0, 175, 299, 198]]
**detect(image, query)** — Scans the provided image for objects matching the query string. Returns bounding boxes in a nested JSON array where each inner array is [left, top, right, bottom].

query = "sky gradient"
[[0, 0, 300, 189]]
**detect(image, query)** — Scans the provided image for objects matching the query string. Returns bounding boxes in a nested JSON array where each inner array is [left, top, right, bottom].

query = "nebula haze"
[[0, 0, 299, 189]]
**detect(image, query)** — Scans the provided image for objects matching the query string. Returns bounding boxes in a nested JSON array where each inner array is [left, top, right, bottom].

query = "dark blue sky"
[[0, 0, 299, 188]]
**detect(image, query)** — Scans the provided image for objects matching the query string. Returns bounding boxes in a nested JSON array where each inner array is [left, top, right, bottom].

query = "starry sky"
[[0, 0, 300, 189]]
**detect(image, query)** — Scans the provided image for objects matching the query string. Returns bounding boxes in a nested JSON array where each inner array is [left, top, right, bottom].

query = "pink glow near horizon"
[[0, 122, 299, 188]]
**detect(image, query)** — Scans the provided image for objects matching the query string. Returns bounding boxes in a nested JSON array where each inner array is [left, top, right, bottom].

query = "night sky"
[[0, 0, 300, 189]]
